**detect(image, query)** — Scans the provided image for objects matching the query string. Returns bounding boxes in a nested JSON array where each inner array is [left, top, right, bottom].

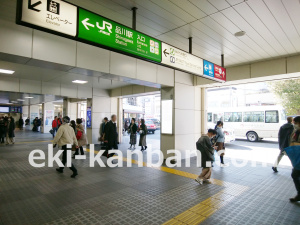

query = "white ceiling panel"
[[221, 7, 279, 57], [264, 0, 300, 52], [246, 0, 296, 54], [225, 0, 244, 6], [149, 0, 196, 23], [233, 2, 288, 56], [170, 0, 207, 19], [188, 0, 218, 15], [282, 0, 300, 36], [207, 0, 230, 10]]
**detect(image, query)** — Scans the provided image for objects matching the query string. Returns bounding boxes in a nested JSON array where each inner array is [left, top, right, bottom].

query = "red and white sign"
[[214, 65, 226, 82]]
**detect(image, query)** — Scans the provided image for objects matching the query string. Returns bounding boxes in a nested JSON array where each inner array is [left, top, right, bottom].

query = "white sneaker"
[[195, 177, 203, 185], [220, 163, 229, 167], [132, 147, 136, 150], [128, 146, 132, 150], [204, 179, 212, 183]]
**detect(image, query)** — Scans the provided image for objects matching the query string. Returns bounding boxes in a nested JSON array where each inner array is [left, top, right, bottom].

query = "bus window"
[[243, 111, 264, 122], [224, 112, 242, 122], [207, 113, 212, 122], [280, 110, 287, 121], [213, 113, 223, 124], [265, 110, 279, 123]]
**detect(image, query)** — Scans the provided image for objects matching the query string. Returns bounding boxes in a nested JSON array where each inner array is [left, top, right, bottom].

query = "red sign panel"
[[214, 65, 226, 81]]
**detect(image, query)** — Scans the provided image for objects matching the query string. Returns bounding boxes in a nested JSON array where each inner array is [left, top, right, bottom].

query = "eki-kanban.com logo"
[[28, 144, 268, 168]]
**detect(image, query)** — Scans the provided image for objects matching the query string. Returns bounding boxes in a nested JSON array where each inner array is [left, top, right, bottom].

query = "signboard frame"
[[16, 0, 225, 82]]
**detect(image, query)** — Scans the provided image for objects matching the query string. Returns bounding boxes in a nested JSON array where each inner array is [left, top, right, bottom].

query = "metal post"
[[221, 54, 224, 67], [189, 37, 193, 54], [132, 7, 137, 30]]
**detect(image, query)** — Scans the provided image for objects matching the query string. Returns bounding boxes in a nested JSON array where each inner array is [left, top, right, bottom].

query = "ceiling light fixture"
[[6, 103, 13, 105], [11, 101, 18, 103], [72, 80, 88, 84], [0, 69, 15, 74], [17, 99, 25, 101], [234, 31, 246, 37], [25, 97, 34, 99]]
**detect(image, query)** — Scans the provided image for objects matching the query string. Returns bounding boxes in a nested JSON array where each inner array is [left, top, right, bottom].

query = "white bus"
[[207, 106, 287, 142]]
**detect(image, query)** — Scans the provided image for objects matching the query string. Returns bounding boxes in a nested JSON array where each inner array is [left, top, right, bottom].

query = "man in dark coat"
[[104, 115, 118, 158], [0, 117, 5, 143], [19, 117, 24, 130], [6, 117, 15, 145], [272, 117, 294, 173]]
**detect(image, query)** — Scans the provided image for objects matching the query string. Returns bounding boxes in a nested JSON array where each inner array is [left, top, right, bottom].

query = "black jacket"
[[7, 120, 15, 138], [278, 122, 294, 151], [128, 123, 137, 134], [104, 121, 118, 146], [196, 135, 214, 168]]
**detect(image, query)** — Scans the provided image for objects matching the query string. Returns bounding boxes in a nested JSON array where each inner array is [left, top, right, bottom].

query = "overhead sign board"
[[17, 1, 226, 82], [214, 64, 226, 81], [203, 60, 214, 77], [78, 8, 161, 63], [161, 43, 203, 76], [20, 0, 77, 36]]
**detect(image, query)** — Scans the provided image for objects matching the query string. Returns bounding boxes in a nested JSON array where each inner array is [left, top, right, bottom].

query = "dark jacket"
[[104, 121, 118, 147], [128, 123, 138, 134], [0, 119, 5, 138], [139, 123, 147, 136], [278, 122, 294, 151], [196, 135, 214, 168], [7, 120, 15, 138], [19, 118, 24, 126]]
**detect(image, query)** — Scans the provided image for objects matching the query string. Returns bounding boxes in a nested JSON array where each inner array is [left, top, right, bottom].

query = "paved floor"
[[0, 130, 299, 225]]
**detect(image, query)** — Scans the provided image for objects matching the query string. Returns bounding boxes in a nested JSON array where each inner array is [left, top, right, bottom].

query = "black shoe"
[[145, 146, 147, 150], [290, 195, 300, 202], [56, 168, 63, 173], [71, 172, 78, 178], [272, 167, 278, 173], [141, 147, 144, 151]]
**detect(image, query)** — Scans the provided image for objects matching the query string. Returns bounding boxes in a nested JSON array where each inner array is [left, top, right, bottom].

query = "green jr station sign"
[[78, 8, 162, 63]]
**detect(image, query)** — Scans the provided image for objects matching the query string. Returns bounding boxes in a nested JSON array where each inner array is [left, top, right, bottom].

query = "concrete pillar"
[[85, 88, 119, 144], [41, 102, 54, 133], [200, 88, 207, 135], [62, 98, 78, 121]]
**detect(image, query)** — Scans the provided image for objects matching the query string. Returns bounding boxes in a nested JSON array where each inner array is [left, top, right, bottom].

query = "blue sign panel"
[[87, 107, 92, 128], [203, 60, 214, 77]]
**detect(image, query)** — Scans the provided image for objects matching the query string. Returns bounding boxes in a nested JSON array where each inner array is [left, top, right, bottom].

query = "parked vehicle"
[[151, 118, 160, 129], [207, 106, 286, 142], [145, 120, 156, 134]]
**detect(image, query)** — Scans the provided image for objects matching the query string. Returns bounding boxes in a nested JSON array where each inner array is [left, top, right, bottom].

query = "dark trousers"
[[0, 137, 4, 143], [291, 169, 300, 195], [104, 142, 118, 157], [74, 146, 84, 155], [60, 145, 77, 172]]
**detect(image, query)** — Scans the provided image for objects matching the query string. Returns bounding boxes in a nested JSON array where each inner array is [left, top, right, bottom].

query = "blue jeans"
[[52, 127, 58, 138]]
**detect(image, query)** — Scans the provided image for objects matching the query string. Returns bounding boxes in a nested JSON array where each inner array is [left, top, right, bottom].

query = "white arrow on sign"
[[82, 18, 94, 30], [204, 65, 208, 71]]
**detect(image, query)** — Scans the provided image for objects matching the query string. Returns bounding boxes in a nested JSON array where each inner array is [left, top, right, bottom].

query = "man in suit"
[[104, 115, 118, 158]]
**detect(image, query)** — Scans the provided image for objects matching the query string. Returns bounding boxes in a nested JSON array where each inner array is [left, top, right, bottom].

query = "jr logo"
[[96, 21, 112, 34]]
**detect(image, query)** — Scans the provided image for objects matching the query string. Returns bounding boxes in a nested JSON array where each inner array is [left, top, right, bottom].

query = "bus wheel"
[[247, 132, 258, 142]]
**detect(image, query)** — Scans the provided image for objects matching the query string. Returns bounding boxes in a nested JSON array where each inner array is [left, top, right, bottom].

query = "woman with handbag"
[[73, 118, 88, 157], [138, 119, 147, 152], [215, 121, 227, 167], [128, 118, 138, 150]]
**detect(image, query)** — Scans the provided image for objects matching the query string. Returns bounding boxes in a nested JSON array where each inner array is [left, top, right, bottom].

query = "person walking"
[[19, 117, 24, 130], [99, 117, 108, 144], [195, 129, 217, 185], [53, 116, 79, 178], [272, 117, 294, 173], [139, 119, 147, 152], [128, 118, 138, 150], [6, 117, 15, 145], [0, 117, 5, 144], [73, 118, 88, 157], [215, 121, 227, 167], [51, 116, 60, 138], [104, 115, 118, 158], [287, 116, 300, 202], [25, 117, 30, 126]]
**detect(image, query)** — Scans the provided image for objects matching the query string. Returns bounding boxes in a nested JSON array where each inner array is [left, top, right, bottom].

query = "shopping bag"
[[284, 145, 300, 170]]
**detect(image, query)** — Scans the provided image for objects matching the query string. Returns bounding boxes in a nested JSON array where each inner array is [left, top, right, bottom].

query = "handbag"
[[285, 145, 300, 170], [49, 129, 54, 135], [76, 130, 83, 140]]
